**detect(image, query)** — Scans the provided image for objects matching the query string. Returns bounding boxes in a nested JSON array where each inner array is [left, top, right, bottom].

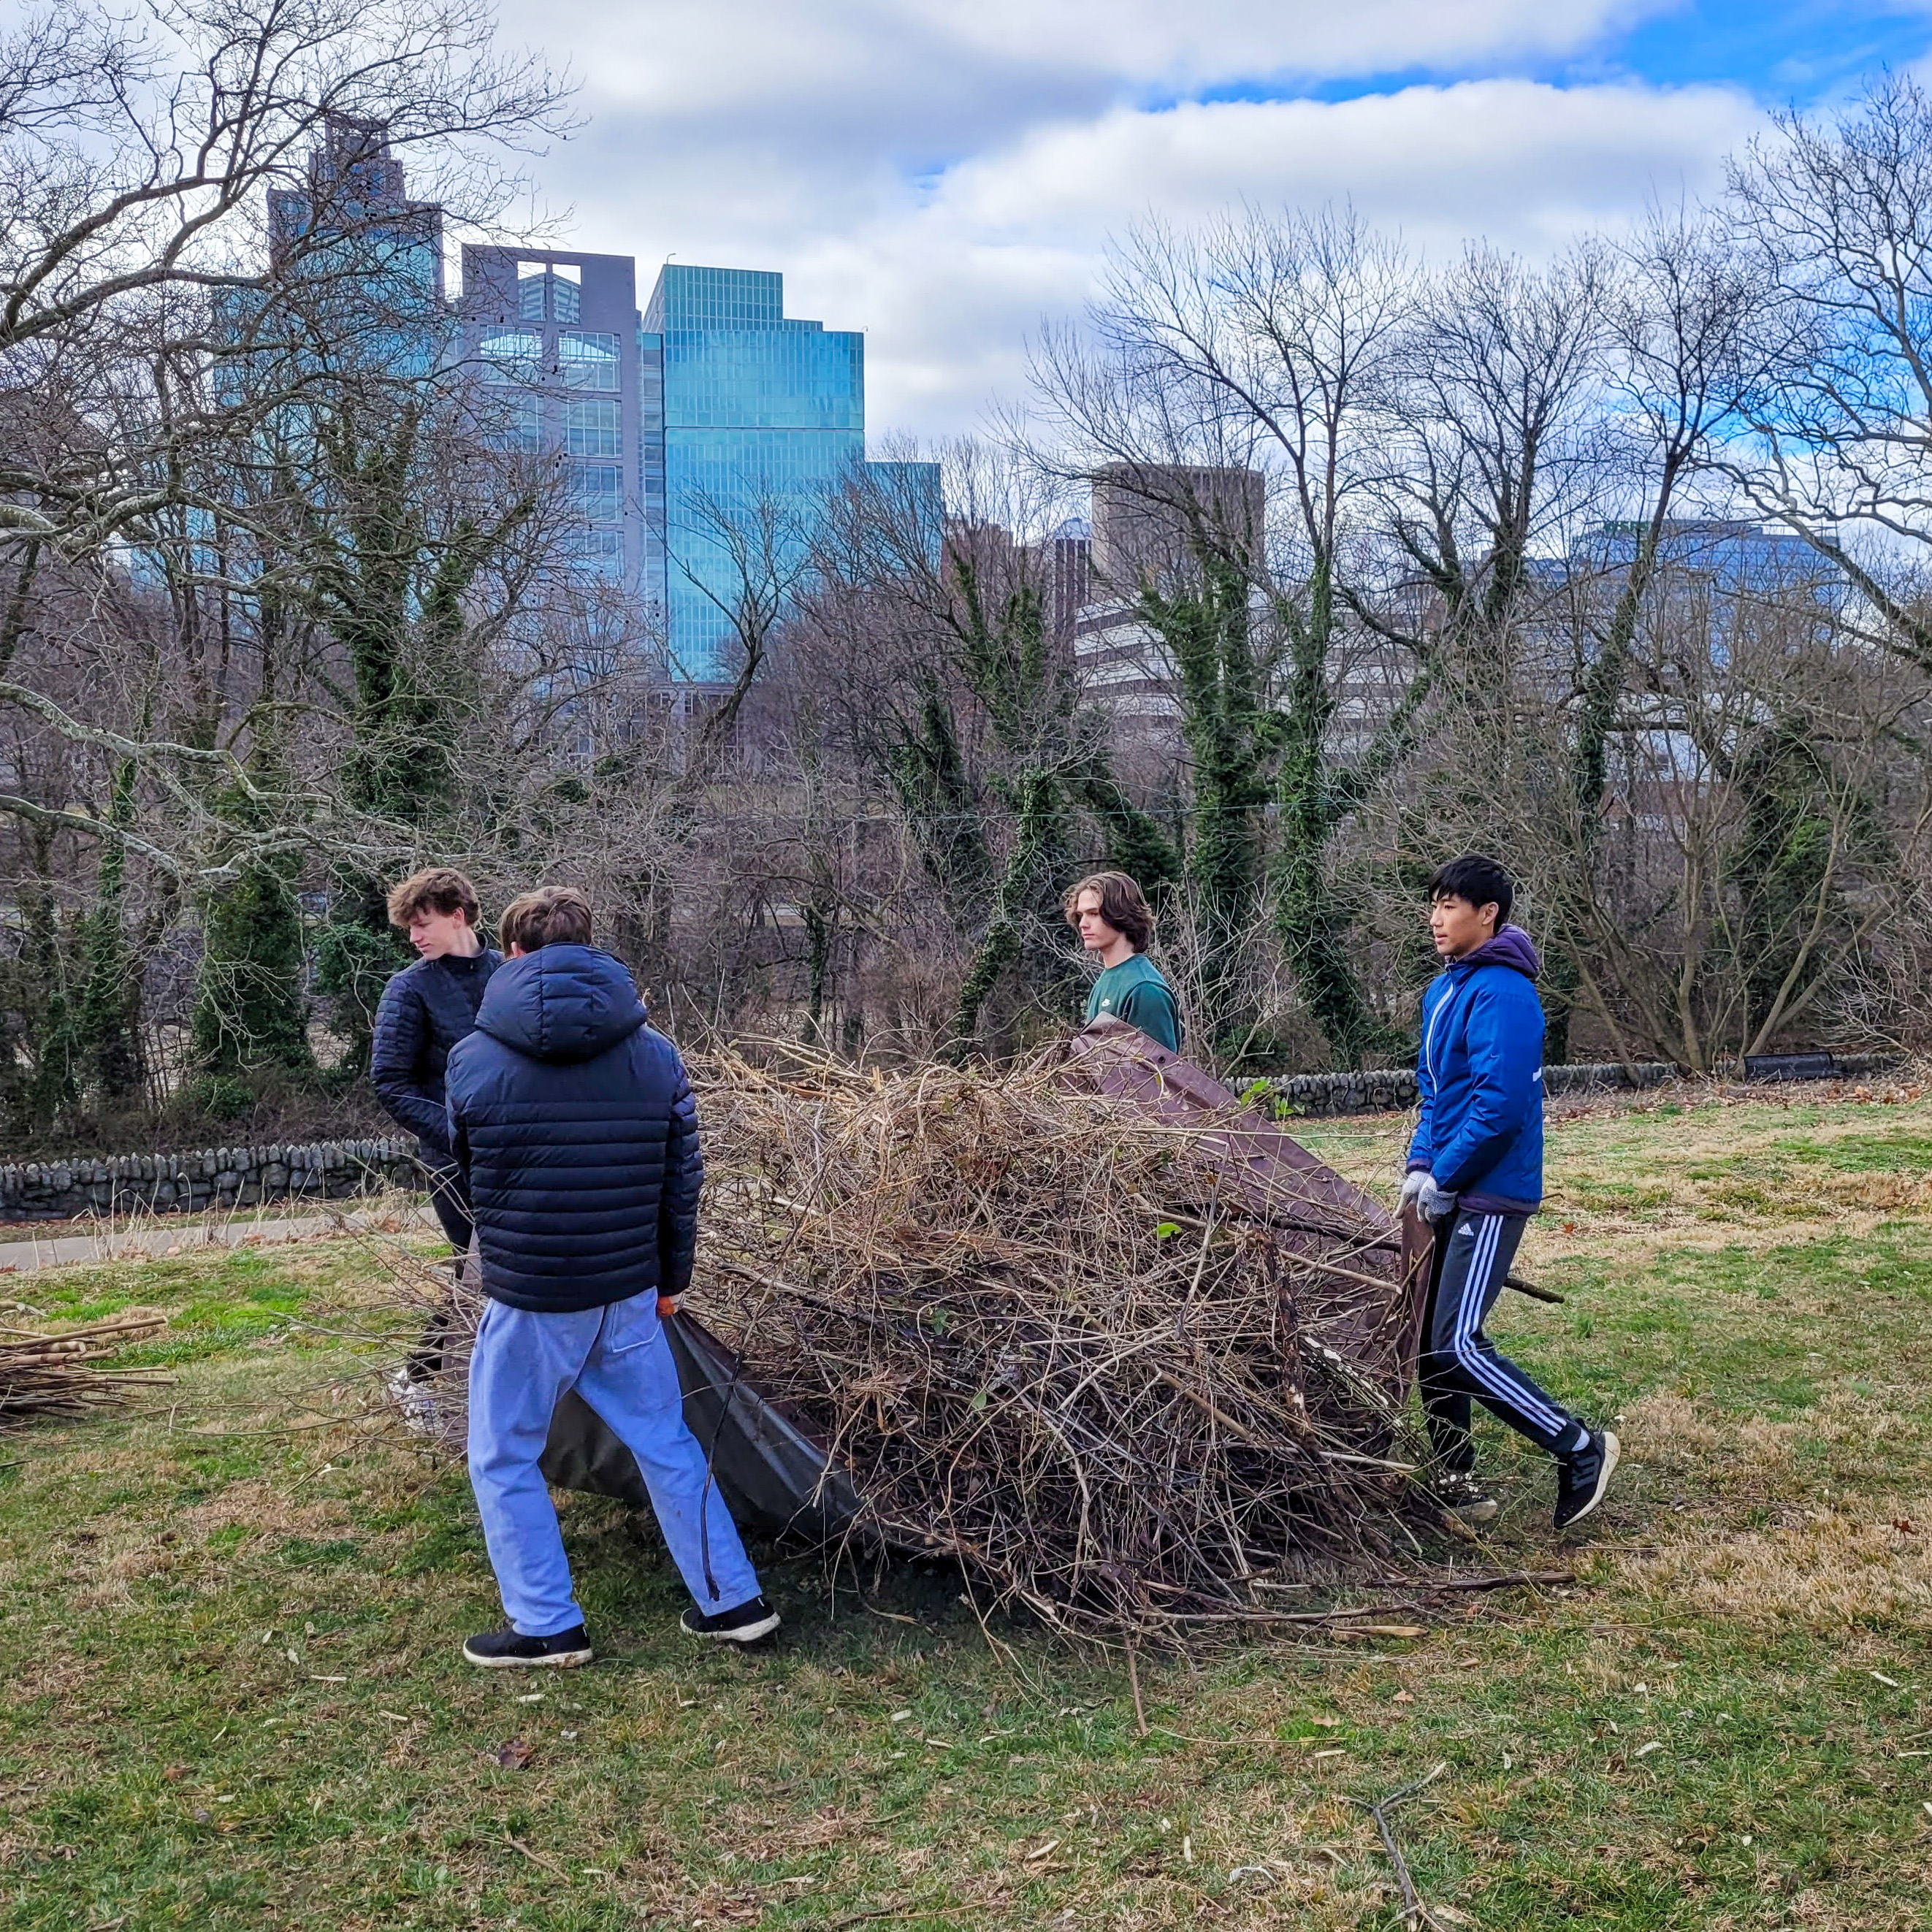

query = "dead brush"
[[0, 1312, 171, 1426], [686, 1047, 1427, 1641], [367, 1043, 1437, 1644]]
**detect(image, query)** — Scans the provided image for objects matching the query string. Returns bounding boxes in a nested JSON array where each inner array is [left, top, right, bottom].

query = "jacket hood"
[[474, 944, 648, 1064], [1454, 923, 1542, 981]]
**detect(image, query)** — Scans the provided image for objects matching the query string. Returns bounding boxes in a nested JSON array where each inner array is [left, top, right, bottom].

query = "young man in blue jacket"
[[1402, 855, 1618, 1531], [444, 885, 776, 1667]]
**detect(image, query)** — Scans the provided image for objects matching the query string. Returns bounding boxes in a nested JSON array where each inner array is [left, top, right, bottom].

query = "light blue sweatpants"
[[466, 1292, 763, 1636]]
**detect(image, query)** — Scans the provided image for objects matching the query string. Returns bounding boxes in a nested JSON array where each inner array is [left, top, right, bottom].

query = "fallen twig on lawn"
[[1386, 1570, 1576, 1594], [1351, 1762, 1449, 1931], [1503, 1272, 1565, 1305], [504, 1834, 569, 1879], [823, 1904, 977, 1930], [1150, 1726, 1302, 1748], [1124, 1628, 1148, 1735]]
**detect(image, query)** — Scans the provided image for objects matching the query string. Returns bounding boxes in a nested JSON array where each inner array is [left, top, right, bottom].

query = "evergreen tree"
[[191, 785, 314, 1083]]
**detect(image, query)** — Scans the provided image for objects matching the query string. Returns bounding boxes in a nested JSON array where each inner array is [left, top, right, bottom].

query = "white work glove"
[[1418, 1177, 1459, 1221], [1398, 1169, 1430, 1213]]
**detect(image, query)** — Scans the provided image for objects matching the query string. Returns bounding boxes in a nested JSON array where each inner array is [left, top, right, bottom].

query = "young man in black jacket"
[[444, 885, 776, 1667], [370, 868, 501, 1258]]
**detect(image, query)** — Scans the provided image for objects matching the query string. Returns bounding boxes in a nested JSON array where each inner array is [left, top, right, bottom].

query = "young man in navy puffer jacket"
[[443, 885, 776, 1667], [1402, 854, 1619, 1532]]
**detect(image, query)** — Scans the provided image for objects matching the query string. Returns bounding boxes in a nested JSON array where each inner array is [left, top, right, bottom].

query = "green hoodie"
[[1083, 952, 1180, 1052]]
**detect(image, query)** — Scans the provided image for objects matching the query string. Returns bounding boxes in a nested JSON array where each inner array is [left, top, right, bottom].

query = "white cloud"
[[483, 4, 1761, 438], [508, 0, 1676, 123]]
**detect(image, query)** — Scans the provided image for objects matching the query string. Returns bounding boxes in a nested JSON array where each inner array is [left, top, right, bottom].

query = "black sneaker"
[[1554, 1429, 1621, 1530], [1434, 1472, 1500, 1524], [680, 1596, 781, 1644], [462, 1624, 593, 1669]]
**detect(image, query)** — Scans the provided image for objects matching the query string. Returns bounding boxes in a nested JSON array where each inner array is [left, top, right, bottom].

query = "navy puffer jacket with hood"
[[1406, 925, 1545, 1215], [443, 944, 702, 1313]]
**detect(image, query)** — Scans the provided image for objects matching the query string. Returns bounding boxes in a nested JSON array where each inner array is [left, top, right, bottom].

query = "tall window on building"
[[517, 263, 546, 321], [493, 394, 542, 452], [565, 399, 620, 456], [560, 530, 623, 579], [552, 261, 581, 324], [559, 331, 620, 390], [568, 464, 622, 523]]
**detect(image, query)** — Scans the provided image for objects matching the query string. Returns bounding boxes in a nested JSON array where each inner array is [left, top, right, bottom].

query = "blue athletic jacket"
[[1405, 925, 1544, 1216]]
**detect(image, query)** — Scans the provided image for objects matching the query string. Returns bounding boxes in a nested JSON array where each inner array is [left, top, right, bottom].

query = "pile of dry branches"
[[0, 1312, 170, 1427], [683, 1048, 1424, 1638], [377, 1046, 1433, 1641]]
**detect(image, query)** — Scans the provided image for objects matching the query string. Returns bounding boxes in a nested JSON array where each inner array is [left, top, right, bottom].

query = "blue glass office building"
[[273, 129, 944, 684], [644, 266, 868, 680], [456, 256, 936, 681]]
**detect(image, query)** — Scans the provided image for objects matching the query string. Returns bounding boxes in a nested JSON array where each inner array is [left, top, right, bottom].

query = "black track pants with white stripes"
[[1420, 1211, 1583, 1469]]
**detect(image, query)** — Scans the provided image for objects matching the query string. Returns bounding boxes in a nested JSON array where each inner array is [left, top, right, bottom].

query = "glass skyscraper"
[[644, 265, 867, 680], [289, 130, 938, 684]]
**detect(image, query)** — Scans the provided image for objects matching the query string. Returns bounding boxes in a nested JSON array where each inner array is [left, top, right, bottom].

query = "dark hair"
[[1426, 854, 1513, 925], [386, 866, 481, 930], [1063, 871, 1155, 952], [500, 885, 595, 952]]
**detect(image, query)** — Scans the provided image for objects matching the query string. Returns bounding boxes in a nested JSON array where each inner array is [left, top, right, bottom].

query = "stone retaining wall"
[[1263, 1061, 1680, 1118], [0, 1138, 422, 1223], [3, 1049, 1905, 1218]]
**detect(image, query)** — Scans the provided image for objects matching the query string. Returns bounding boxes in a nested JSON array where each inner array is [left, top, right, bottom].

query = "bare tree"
[[1522, 205, 1767, 1055], [1031, 206, 1423, 1064], [803, 443, 1175, 1059], [0, 0, 570, 877], [1725, 72, 1932, 672]]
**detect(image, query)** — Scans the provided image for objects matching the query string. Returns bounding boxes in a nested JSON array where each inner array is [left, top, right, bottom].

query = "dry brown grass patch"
[[1619, 1499, 1932, 1632]]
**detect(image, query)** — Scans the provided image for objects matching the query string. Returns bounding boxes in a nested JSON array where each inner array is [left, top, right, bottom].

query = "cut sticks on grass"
[[0, 1312, 170, 1427]]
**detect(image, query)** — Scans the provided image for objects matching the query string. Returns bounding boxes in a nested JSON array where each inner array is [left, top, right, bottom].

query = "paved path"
[[0, 1205, 439, 1277]]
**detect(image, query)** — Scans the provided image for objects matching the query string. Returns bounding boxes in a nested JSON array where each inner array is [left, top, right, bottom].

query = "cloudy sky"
[[490, 0, 1932, 440]]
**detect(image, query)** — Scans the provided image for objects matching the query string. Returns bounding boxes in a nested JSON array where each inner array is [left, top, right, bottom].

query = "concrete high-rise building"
[[1074, 464, 1267, 755], [1090, 463, 1265, 594]]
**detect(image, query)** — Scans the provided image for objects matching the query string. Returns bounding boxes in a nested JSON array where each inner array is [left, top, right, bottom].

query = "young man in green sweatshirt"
[[1066, 871, 1181, 1053]]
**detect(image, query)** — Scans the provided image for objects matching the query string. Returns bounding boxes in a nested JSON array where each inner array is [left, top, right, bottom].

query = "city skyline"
[[458, 249, 938, 681], [275, 123, 944, 683]]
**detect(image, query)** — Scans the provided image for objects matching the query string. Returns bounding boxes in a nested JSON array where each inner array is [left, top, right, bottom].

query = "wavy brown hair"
[[386, 867, 481, 930], [1062, 871, 1154, 953]]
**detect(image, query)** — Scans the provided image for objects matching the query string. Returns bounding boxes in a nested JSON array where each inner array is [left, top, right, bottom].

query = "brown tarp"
[[1059, 1018, 1431, 1400]]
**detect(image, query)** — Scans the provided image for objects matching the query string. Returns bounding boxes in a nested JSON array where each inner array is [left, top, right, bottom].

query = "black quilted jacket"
[[443, 944, 703, 1313], [369, 948, 503, 1161]]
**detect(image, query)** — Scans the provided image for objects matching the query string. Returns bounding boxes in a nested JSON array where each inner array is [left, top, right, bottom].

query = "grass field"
[[2, 1083, 1931, 1929]]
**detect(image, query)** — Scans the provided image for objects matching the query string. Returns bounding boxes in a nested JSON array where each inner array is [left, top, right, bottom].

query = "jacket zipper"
[[1423, 963, 1469, 1089]]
